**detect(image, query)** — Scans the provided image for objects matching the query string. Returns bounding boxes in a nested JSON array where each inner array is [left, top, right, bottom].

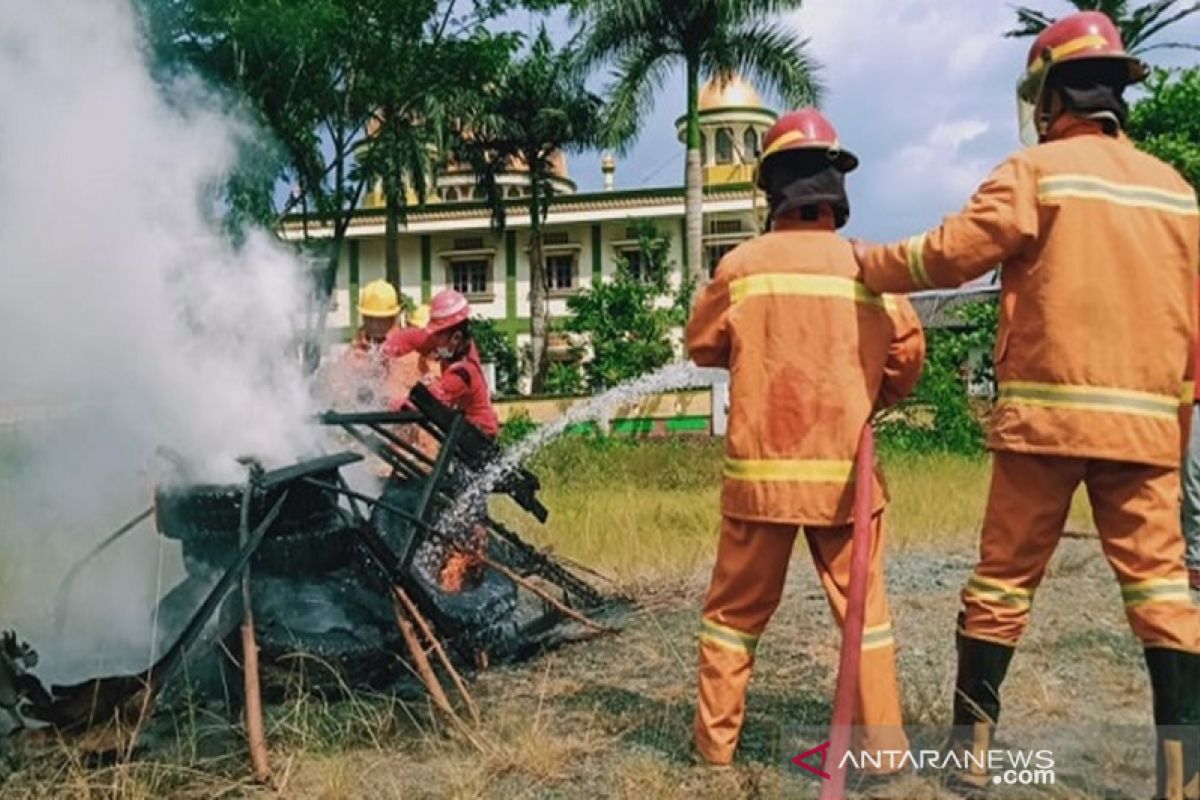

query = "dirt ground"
[[268, 534, 1169, 799], [7, 532, 1177, 799], [1, 441, 1186, 798]]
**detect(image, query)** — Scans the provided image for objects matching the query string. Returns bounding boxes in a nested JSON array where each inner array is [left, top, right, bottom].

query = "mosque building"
[[281, 75, 778, 358]]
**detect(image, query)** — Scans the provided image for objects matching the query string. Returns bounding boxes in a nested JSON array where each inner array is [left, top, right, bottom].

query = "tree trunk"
[[384, 180, 400, 289], [684, 61, 705, 286], [528, 190, 549, 394], [383, 108, 401, 291], [302, 178, 364, 374]]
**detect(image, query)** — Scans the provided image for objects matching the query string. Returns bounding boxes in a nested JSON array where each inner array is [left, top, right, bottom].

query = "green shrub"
[[471, 316, 520, 395], [544, 362, 586, 396], [878, 299, 997, 454], [1129, 68, 1200, 191], [497, 408, 539, 448], [566, 220, 686, 392]]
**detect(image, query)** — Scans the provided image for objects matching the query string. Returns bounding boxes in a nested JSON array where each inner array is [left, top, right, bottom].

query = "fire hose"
[[819, 423, 876, 800]]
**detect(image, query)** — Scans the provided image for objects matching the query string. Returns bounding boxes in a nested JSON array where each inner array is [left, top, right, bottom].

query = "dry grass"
[[2, 438, 1159, 799], [498, 439, 1098, 588]]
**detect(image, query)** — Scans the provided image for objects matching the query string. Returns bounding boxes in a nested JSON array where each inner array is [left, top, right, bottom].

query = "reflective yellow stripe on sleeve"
[[861, 623, 895, 652], [1037, 175, 1199, 216], [1121, 578, 1192, 609], [728, 273, 896, 311], [724, 457, 854, 483], [998, 381, 1180, 421], [905, 233, 934, 289], [699, 617, 760, 655], [1181, 382, 1195, 405]]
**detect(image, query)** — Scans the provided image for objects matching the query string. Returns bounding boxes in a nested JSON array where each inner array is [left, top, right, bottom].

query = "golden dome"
[[507, 151, 570, 179], [698, 75, 764, 112]]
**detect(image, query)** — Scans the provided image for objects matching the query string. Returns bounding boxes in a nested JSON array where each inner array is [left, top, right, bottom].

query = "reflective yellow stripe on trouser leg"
[[696, 617, 762, 765]]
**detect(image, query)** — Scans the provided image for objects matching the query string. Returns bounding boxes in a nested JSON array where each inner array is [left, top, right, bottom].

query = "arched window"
[[715, 128, 734, 165], [444, 187, 459, 202], [743, 128, 759, 162], [472, 187, 485, 200]]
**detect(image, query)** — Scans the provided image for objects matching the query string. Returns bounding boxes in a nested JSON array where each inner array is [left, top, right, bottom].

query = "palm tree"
[[364, 108, 441, 290], [458, 29, 604, 392], [359, 16, 516, 294], [1007, 1, 1200, 54], [573, 0, 822, 284]]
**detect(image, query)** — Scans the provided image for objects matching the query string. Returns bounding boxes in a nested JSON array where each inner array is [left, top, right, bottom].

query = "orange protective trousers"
[[961, 452, 1200, 652], [695, 514, 908, 766]]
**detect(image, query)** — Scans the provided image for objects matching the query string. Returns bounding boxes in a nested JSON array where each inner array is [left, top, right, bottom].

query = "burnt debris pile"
[[1, 385, 615, 756]]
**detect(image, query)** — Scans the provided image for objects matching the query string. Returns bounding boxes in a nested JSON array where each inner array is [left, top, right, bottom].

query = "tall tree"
[[1006, 1, 1200, 54], [457, 28, 603, 392], [141, 0, 529, 367], [357, 13, 519, 291], [1128, 67, 1200, 188], [572, 0, 822, 284]]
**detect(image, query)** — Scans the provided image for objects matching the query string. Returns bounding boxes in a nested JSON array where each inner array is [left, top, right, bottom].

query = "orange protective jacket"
[[687, 213, 926, 526], [859, 119, 1200, 468]]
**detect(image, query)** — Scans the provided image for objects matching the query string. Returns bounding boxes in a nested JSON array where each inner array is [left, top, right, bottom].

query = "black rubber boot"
[[946, 620, 1016, 796], [1145, 648, 1200, 800]]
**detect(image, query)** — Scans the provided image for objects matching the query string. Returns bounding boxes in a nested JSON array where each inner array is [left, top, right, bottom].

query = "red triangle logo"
[[792, 740, 832, 780]]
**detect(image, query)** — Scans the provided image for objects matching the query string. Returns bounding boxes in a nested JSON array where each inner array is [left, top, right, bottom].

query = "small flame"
[[438, 525, 487, 593]]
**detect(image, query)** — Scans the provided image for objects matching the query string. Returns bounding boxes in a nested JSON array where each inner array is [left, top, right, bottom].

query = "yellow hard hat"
[[358, 280, 400, 318], [409, 304, 431, 328]]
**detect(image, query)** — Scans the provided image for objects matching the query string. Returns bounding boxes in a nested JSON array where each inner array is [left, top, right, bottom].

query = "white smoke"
[[0, 0, 320, 679]]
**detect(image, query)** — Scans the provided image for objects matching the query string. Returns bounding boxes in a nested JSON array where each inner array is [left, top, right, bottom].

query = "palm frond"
[[574, 0, 665, 68], [1005, 5, 1056, 38], [707, 22, 823, 107], [724, 0, 812, 16], [1131, 1, 1200, 49], [601, 49, 674, 152], [1138, 39, 1200, 50]]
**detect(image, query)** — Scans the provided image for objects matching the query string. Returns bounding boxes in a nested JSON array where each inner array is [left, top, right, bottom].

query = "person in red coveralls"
[[385, 288, 499, 437], [386, 288, 499, 596]]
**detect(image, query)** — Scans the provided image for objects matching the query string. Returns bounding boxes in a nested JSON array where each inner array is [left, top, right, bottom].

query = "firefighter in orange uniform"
[[687, 109, 926, 769], [852, 12, 1200, 795], [319, 280, 413, 410]]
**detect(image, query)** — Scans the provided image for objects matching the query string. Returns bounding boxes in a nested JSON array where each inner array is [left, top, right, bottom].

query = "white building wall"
[[309, 194, 754, 336]]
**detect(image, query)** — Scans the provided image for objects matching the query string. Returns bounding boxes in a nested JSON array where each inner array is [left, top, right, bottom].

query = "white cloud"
[[880, 118, 995, 208], [928, 119, 991, 150], [560, 0, 1200, 240], [786, 0, 1027, 239]]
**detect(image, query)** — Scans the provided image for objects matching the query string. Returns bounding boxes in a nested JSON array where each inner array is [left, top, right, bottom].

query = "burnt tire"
[[250, 570, 401, 662], [370, 477, 519, 656], [156, 481, 344, 545], [368, 478, 426, 557], [406, 540, 518, 659], [180, 514, 356, 578]]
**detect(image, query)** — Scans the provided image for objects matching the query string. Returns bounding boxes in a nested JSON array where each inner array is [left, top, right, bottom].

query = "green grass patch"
[[497, 437, 1098, 589]]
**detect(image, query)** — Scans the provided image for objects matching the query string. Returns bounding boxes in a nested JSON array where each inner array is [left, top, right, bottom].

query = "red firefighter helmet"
[[426, 288, 471, 334], [757, 109, 857, 190], [1017, 11, 1148, 145]]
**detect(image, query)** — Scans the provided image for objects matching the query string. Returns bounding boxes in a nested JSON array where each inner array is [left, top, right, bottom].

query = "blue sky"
[[539, 0, 1200, 242]]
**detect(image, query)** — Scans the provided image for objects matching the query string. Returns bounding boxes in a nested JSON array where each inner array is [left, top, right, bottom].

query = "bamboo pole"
[[480, 556, 613, 634], [237, 478, 272, 785], [391, 586, 480, 725], [389, 593, 490, 752], [241, 601, 272, 784]]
